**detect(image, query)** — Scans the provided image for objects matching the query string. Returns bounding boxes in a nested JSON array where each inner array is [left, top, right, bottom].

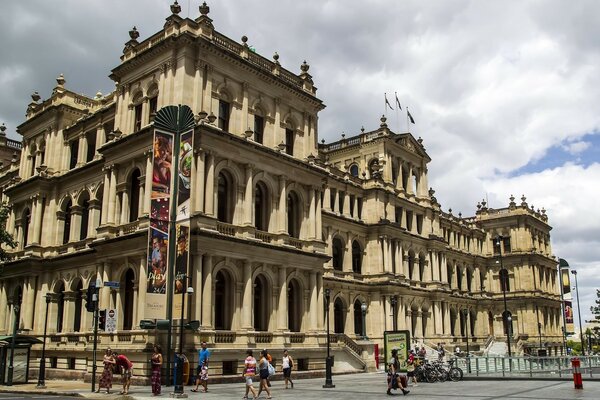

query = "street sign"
[[103, 281, 120, 289], [105, 308, 117, 333]]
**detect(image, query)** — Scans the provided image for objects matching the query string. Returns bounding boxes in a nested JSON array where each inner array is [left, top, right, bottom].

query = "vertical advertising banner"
[[560, 267, 574, 334], [146, 130, 174, 319], [384, 330, 411, 372], [173, 129, 193, 319]]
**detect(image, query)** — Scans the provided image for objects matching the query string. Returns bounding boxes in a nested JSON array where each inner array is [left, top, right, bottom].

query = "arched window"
[[133, 93, 143, 132], [80, 195, 90, 240], [447, 264, 453, 286], [286, 191, 300, 238], [55, 282, 65, 333], [86, 131, 96, 162], [218, 100, 230, 131], [287, 279, 302, 332], [254, 113, 265, 144], [353, 300, 364, 336], [285, 128, 294, 156], [129, 169, 141, 222], [215, 270, 233, 330], [334, 298, 345, 334], [217, 171, 233, 223], [349, 164, 359, 177], [21, 208, 31, 247], [502, 310, 513, 336], [418, 255, 425, 281], [253, 275, 269, 331], [73, 280, 83, 332], [69, 141, 78, 169], [456, 267, 463, 290], [408, 252, 415, 280], [63, 200, 73, 244], [351, 241, 362, 274], [332, 238, 344, 271], [254, 182, 269, 231], [122, 268, 135, 330], [449, 309, 456, 336], [466, 269, 473, 292]]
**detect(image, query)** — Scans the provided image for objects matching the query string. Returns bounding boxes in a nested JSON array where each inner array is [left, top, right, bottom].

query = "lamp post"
[[462, 308, 471, 373], [174, 275, 193, 395], [390, 296, 398, 331], [571, 270, 585, 356], [7, 289, 22, 386], [36, 294, 52, 388], [323, 288, 334, 388], [496, 235, 512, 358], [361, 302, 368, 340]]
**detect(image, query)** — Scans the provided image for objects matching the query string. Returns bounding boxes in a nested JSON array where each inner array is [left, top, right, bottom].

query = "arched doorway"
[[287, 279, 302, 332], [122, 269, 135, 330], [332, 238, 344, 271], [333, 298, 345, 334], [215, 270, 233, 330], [351, 241, 362, 274], [353, 300, 363, 336], [253, 275, 269, 331]]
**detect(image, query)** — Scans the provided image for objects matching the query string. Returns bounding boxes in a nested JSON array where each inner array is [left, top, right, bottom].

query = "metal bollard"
[[572, 357, 583, 389]]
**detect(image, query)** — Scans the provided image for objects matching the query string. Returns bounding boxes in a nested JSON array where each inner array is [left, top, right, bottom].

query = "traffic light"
[[99, 309, 106, 331], [85, 281, 96, 312]]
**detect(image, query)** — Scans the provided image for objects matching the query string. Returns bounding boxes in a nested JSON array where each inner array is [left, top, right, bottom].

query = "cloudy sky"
[[1, 1, 599, 328]]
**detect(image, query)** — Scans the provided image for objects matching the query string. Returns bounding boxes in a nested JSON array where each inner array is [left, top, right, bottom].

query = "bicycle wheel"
[[438, 368, 449, 382], [425, 368, 438, 383], [449, 366, 463, 382]]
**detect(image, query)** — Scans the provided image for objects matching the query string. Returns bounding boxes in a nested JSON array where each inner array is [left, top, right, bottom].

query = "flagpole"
[[384, 93, 387, 117], [406, 107, 410, 133], [395, 92, 399, 134]]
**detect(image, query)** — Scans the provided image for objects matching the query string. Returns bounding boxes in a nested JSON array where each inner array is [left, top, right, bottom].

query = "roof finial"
[[56, 73, 66, 87], [199, 1, 210, 15], [129, 26, 140, 41], [170, 0, 181, 14], [31, 91, 41, 102], [0, 123, 6, 136], [300, 60, 309, 73]]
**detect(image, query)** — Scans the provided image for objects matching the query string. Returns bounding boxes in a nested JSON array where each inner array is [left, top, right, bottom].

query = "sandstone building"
[[0, 2, 562, 379]]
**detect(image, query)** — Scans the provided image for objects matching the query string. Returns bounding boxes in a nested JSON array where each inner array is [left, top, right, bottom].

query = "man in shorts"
[[192, 342, 210, 392], [113, 352, 133, 395]]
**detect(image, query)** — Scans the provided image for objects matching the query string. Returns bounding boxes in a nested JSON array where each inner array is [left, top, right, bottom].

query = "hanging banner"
[[173, 129, 193, 319], [146, 130, 174, 319], [561, 268, 572, 300], [564, 300, 574, 334]]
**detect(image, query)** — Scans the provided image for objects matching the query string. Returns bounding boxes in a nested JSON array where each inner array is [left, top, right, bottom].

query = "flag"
[[407, 109, 415, 124], [395, 92, 402, 110], [385, 93, 394, 111]]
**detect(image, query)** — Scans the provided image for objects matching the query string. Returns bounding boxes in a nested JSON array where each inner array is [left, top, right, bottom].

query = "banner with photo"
[[146, 130, 174, 320], [561, 268, 572, 300], [564, 300, 574, 334], [173, 129, 193, 319], [383, 330, 410, 372]]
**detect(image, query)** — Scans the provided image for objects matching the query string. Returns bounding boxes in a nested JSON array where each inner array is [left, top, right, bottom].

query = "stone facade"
[[0, 2, 562, 379]]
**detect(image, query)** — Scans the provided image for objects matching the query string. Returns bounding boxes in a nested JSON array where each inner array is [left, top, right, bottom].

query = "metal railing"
[[454, 355, 600, 378]]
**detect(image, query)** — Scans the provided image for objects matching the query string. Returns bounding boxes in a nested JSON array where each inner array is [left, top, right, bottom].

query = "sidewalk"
[[2, 372, 600, 399]]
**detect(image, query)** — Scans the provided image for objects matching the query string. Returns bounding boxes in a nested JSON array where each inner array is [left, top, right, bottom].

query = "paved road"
[[2, 372, 600, 399]]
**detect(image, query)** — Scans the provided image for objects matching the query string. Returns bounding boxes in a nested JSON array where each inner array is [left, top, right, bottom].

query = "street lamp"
[[7, 289, 22, 386], [390, 296, 398, 331], [571, 270, 585, 356], [462, 308, 471, 373], [174, 275, 194, 395], [36, 294, 52, 388], [361, 302, 368, 340], [323, 288, 334, 388], [496, 235, 512, 358]]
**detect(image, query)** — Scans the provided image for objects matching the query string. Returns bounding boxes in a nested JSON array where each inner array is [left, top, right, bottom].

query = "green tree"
[[590, 289, 600, 352], [0, 203, 16, 261]]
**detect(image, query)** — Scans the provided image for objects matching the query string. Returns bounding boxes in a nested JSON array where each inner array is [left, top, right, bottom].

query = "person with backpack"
[[257, 349, 272, 399], [282, 349, 294, 389], [387, 349, 410, 396]]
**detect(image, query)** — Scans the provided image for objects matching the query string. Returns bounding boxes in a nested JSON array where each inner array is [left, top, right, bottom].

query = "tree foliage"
[[0, 203, 16, 261]]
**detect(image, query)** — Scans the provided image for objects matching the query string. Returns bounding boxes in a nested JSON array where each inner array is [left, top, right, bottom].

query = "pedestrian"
[[257, 349, 272, 399], [387, 349, 410, 396], [113, 351, 133, 395], [192, 341, 210, 392], [243, 349, 258, 400], [96, 348, 115, 393], [282, 349, 294, 389], [418, 346, 427, 359], [151, 345, 163, 396], [264, 349, 273, 387], [406, 349, 418, 386], [455, 345, 461, 357], [437, 343, 446, 361]]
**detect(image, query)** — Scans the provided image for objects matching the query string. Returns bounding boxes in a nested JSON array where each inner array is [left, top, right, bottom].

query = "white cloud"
[[1, 0, 599, 324]]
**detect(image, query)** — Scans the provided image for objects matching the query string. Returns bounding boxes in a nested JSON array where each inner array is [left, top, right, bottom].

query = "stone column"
[[107, 166, 117, 225], [309, 272, 318, 331], [137, 256, 147, 322], [201, 255, 213, 328], [143, 150, 153, 215], [194, 149, 206, 214], [242, 260, 253, 330], [342, 192, 350, 217], [407, 164, 414, 195], [277, 265, 287, 330], [77, 134, 87, 166], [22, 277, 35, 330], [323, 185, 331, 211], [100, 263, 111, 310], [277, 175, 287, 233], [0, 283, 7, 333], [343, 236, 352, 272], [243, 164, 253, 226], [192, 254, 203, 321], [333, 189, 339, 214], [204, 152, 215, 216], [101, 168, 110, 225], [315, 189, 322, 239], [88, 200, 101, 238], [307, 188, 316, 239], [415, 309, 423, 338], [317, 272, 324, 330]]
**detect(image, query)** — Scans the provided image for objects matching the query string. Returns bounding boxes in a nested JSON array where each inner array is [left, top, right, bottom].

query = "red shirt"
[[116, 355, 133, 369]]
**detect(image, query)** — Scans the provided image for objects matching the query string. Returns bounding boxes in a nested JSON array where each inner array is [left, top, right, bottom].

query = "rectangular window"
[[330, 189, 336, 212], [149, 96, 158, 122], [86, 131, 96, 162], [493, 239, 501, 255], [503, 237, 512, 253], [222, 360, 236, 375], [406, 210, 413, 231], [134, 103, 143, 132], [338, 192, 345, 214], [349, 194, 355, 217], [218, 100, 230, 131], [254, 115, 264, 144], [69, 141, 78, 169], [285, 128, 294, 155], [395, 206, 403, 225], [357, 198, 363, 220], [416, 214, 423, 234]]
